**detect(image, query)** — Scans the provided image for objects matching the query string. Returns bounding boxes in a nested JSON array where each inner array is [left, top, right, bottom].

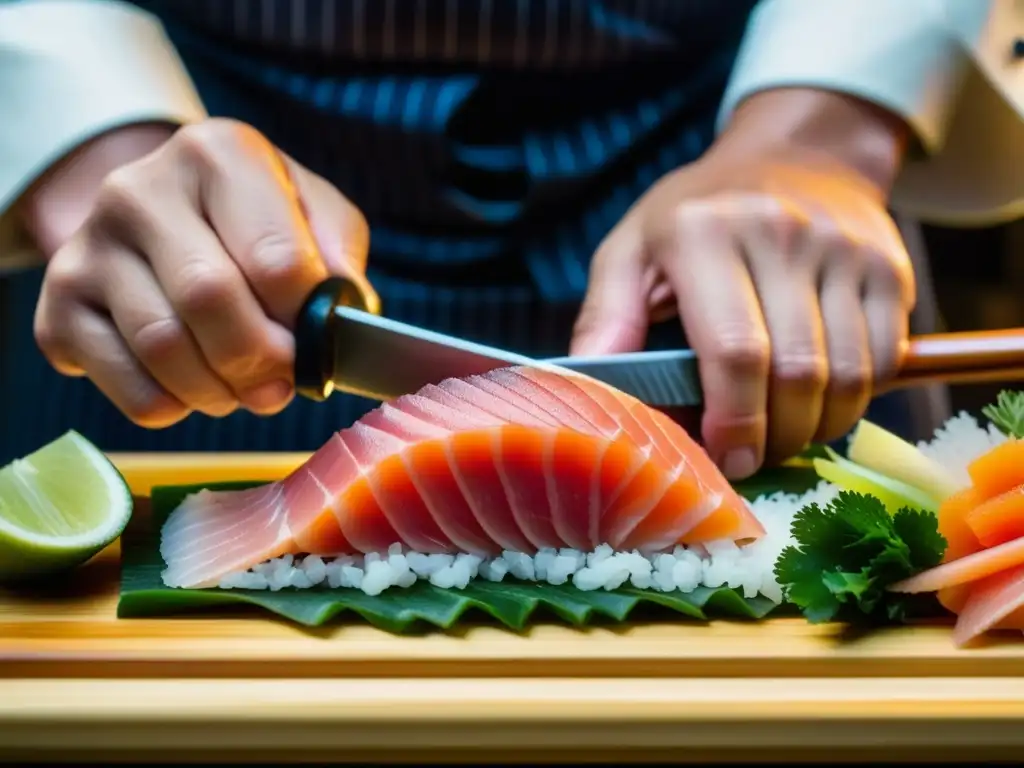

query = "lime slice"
[[0, 430, 132, 583], [847, 419, 960, 503], [813, 446, 938, 516]]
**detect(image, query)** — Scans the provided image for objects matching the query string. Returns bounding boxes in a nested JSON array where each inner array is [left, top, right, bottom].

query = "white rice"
[[211, 411, 1003, 601]]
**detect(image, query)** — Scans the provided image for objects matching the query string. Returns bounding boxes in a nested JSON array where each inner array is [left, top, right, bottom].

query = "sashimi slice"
[[387, 394, 508, 554], [514, 368, 622, 438], [937, 487, 984, 563], [567, 376, 656, 458], [465, 375, 565, 426], [160, 482, 291, 588], [487, 369, 593, 432], [649, 409, 765, 544], [326, 425, 406, 552], [434, 378, 556, 426], [546, 430, 619, 551], [161, 435, 355, 588], [416, 383, 515, 425], [617, 472, 717, 552], [350, 412, 461, 553], [967, 439, 1024, 502], [611, 389, 683, 469], [494, 425, 562, 549], [445, 429, 535, 552], [952, 563, 1024, 646], [392, 392, 503, 431], [965, 484, 1024, 548], [888, 535, 1024, 594], [161, 365, 758, 588]]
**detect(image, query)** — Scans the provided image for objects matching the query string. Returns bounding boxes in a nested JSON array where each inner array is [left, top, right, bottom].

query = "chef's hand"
[[26, 118, 375, 427], [571, 89, 915, 479]]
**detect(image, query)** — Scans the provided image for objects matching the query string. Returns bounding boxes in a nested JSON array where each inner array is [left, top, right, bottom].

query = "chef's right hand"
[[30, 118, 375, 427]]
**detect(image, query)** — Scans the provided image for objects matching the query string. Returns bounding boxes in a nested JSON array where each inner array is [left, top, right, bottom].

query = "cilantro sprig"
[[774, 491, 946, 624], [982, 390, 1024, 439]]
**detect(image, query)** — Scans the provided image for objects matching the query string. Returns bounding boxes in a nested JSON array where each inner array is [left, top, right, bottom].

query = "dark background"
[[924, 217, 1024, 415]]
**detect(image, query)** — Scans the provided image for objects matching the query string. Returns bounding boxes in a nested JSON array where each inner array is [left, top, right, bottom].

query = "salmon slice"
[[965, 485, 1024, 548], [967, 439, 1024, 502], [161, 434, 356, 588], [649, 409, 764, 545], [513, 368, 622, 438], [160, 366, 762, 588], [888, 535, 1024, 595], [952, 563, 1024, 646]]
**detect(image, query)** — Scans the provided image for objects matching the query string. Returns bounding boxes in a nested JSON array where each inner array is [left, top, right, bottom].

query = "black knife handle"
[[294, 275, 381, 402]]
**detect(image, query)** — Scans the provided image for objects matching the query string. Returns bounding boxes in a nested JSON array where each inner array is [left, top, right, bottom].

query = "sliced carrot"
[[967, 439, 1024, 502], [965, 484, 1024, 548], [937, 486, 984, 563]]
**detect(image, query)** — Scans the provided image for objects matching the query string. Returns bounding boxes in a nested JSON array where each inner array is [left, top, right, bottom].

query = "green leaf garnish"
[[773, 491, 946, 625], [982, 389, 1024, 439]]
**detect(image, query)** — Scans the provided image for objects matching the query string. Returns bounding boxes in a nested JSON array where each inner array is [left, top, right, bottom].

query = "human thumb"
[[570, 227, 650, 356]]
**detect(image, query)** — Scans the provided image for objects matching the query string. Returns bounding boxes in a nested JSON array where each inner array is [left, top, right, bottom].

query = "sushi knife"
[[293, 276, 1024, 408], [292, 276, 702, 406]]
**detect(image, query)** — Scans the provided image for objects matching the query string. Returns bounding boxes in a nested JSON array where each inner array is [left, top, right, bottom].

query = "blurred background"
[[927, 217, 1024, 414]]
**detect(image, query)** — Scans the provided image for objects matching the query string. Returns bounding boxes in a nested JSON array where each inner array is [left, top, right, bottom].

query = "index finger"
[[177, 121, 329, 327], [658, 205, 771, 479]]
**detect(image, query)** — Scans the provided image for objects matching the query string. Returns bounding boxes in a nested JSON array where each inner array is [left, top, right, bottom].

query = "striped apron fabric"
[[0, 0, 935, 461]]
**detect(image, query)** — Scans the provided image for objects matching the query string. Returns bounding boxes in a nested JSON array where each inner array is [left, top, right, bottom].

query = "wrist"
[[715, 87, 909, 195], [18, 121, 177, 259]]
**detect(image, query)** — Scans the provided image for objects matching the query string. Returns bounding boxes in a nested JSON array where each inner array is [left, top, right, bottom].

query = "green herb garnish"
[[774, 491, 946, 624], [982, 389, 1024, 439]]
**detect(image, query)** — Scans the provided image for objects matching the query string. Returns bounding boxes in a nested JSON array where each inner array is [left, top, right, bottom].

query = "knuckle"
[[672, 200, 723, 235], [174, 119, 266, 171], [96, 165, 148, 219], [129, 315, 191, 365], [173, 260, 237, 316], [247, 228, 306, 285], [772, 352, 828, 388], [756, 203, 809, 254], [43, 253, 86, 298], [712, 333, 770, 374], [214, 348, 267, 385], [827, 358, 872, 395], [218, 335, 291, 389]]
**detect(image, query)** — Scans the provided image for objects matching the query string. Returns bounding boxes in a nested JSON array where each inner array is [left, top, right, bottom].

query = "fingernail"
[[241, 380, 293, 414], [721, 448, 757, 480]]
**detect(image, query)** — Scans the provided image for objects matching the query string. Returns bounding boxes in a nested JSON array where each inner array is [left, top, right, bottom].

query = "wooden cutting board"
[[2, 452, 1024, 764]]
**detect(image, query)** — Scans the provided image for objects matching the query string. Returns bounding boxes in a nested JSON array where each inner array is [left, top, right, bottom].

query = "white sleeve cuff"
[[716, 0, 1024, 227], [716, 0, 969, 154], [0, 0, 208, 271]]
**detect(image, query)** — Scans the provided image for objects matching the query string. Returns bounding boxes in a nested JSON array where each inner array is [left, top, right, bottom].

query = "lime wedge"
[[813, 446, 938, 515], [0, 430, 132, 583]]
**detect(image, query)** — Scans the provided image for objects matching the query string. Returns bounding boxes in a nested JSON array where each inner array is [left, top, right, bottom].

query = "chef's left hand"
[[571, 88, 915, 479]]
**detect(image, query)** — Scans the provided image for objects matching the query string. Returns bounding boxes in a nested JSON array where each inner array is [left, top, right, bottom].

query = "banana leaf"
[[117, 461, 821, 632]]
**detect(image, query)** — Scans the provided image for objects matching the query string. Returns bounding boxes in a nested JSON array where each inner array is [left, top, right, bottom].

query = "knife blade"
[[293, 278, 1024, 412], [292, 277, 704, 407]]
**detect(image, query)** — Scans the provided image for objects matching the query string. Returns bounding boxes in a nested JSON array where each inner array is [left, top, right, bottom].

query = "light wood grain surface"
[[2, 452, 1024, 763]]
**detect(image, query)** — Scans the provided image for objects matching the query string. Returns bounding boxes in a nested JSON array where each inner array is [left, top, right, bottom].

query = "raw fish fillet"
[[160, 366, 764, 588], [888, 535, 1024, 595], [952, 563, 1024, 646]]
